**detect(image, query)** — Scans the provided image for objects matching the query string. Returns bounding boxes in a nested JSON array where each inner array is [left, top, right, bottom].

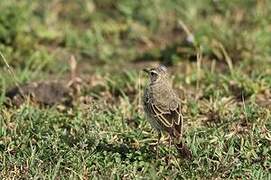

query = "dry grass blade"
[[196, 46, 203, 99], [0, 51, 28, 101], [178, 19, 195, 45], [213, 41, 234, 75], [67, 55, 82, 95]]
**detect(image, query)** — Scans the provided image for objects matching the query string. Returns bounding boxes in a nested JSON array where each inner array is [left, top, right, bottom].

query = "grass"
[[0, 0, 271, 179]]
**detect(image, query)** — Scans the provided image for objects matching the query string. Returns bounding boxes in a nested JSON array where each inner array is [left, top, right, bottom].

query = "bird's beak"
[[143, 68, 149, 73]]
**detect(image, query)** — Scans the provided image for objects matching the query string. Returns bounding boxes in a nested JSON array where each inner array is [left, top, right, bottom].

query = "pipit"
[[143, 65, 192, 159]]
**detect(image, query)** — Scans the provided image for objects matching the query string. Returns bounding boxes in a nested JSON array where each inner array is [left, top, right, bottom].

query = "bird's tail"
[[174, 141, 192, 160]]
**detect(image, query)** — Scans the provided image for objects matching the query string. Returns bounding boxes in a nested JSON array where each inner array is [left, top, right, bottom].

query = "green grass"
[[0, 0, 271, 179]]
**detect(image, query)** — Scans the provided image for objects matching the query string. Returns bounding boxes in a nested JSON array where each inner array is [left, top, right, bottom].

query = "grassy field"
[[0, 0, 271, 179]]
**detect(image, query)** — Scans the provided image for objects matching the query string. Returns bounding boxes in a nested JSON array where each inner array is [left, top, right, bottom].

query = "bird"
[[142, 65, 192, 159]]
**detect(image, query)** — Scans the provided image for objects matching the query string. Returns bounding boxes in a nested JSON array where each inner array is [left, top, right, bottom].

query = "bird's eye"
[[150, 71, 156, 76]]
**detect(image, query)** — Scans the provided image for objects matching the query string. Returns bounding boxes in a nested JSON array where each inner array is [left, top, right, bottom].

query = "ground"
[[0, 0, 271, 179]]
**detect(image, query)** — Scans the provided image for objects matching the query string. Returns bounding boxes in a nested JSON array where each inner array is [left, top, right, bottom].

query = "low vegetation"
[[0, 0, 270, 179]]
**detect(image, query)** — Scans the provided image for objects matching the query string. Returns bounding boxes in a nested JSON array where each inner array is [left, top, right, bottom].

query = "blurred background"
[[1, 0, 270, 73], [0, 0, 271, 179]]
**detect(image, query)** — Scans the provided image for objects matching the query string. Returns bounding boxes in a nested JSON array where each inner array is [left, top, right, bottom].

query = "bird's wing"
[[149, 99, 183, 129]]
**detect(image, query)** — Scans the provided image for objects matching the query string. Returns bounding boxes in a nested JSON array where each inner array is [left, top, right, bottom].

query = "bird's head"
[[143, 65, 169, 84]]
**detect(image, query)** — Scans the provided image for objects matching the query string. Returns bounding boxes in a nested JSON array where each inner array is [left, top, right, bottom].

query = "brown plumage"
[[143, 65, 192, 159]]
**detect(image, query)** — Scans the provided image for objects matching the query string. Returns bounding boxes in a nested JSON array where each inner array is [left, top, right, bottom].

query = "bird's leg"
[[180, 114, 184, 140], [169, 135, 172, 147], [157, 131, 161, 145], [156, 131, 161, 158]]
